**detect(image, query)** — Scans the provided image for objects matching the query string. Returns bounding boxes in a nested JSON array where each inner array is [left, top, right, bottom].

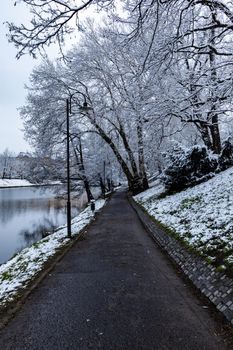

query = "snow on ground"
[[0, 179, 64, 187], [0, 179, 34, 187], [134, 167, 233, 270], [0, 199, 105, 307]]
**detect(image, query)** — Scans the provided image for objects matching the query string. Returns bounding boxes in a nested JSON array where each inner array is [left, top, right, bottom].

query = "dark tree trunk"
[[118, 123, 139, 176], [137, 120, 149, 191], [208, 22, 221, 154], [88, 115, 149, 195], [196, 122, 213, 150], [83, 178, 94, 202], [128, 175, 149, 195], [71, 138, 94, 202], [2, 167, 6, 179], [209, 115, 221, 154], [78, 139, 94, 201], [107, 177, 111, 191], [98, 174, 106, 197]]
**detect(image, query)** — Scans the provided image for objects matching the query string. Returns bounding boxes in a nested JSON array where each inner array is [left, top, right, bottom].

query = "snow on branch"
[[7, 0, 113, 58]]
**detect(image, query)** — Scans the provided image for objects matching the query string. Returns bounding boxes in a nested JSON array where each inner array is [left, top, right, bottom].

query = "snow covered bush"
[[219, 138, 233, 171], [162, 145, 218, 193]]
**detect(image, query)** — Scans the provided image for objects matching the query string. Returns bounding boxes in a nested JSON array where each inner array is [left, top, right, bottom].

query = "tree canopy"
[[9, 0, 233, 193]]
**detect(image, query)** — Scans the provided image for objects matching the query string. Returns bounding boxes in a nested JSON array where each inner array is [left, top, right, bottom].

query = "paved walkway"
[[0, 191, 228, 349]]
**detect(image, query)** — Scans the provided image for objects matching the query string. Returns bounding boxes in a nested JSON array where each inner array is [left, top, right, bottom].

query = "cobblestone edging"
[[130, 198, 233, 324]]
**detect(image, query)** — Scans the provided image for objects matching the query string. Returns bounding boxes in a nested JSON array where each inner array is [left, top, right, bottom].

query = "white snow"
[[0, 199, 105, 307], [0, 179, 34, 187], [0, 179, 63, 187], [134, 167, 233, 268]]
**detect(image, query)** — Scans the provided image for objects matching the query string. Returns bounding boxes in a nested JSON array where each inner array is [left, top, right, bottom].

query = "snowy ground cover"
[[0, 179, 33, 187], [134, 167, 233, 271], [0, 179, 63, 187], [0, 199, 105, 307]]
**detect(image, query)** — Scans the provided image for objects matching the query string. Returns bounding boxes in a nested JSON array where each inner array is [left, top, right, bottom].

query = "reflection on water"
[[0, 186, 81, 265]]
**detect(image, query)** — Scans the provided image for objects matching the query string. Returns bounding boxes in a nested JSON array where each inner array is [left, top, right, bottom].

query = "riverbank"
[[0, 198, 106, 311], [0, 179, 62, 189], [0, 179, 33, 188]]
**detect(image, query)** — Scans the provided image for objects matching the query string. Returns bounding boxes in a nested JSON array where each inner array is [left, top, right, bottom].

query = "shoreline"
[[0, 181, 62, 189]]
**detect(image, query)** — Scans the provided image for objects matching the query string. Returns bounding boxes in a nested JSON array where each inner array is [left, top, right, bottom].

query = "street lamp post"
[[103, 160, 106, 199], [66, 98, 72, 238], [66, 94, 92, 238]]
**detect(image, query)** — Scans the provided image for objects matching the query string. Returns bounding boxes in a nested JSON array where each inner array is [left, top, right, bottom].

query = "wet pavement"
[[0, 191, 229, 349]]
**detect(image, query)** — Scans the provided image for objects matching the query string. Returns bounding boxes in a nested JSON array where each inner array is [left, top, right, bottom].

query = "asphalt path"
[[0, 191, 229, 349]]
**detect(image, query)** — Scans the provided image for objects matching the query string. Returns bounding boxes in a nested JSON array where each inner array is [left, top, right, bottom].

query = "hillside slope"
[[134, 167, 233, 272]]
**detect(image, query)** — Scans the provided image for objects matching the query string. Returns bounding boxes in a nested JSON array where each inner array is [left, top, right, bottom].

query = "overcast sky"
[[0, 1, 36, 154], [0, 1, 104, 156], [0, 2, 96, 155]]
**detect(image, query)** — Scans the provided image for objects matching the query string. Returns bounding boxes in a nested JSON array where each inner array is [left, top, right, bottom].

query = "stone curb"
[[129, 197, 233, 325]]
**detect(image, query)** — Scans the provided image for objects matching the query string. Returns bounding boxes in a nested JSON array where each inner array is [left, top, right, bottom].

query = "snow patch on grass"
[[134, 167, 233, 270], [0, 199, 105, 307]]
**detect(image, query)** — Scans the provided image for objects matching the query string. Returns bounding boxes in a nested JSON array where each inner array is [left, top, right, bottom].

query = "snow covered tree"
[[0, 149, 15, 179], [139, 3, 233, 154], [20, 20, 163, 194], [10, 0, 233, 192], [7, 0, 116, 58]]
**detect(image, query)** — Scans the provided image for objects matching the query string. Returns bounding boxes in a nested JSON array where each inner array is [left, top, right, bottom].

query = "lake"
[[0, 186, 84, 265]]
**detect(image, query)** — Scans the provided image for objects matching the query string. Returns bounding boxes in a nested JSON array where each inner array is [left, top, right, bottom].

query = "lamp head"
[[79, 101, 93, 112]]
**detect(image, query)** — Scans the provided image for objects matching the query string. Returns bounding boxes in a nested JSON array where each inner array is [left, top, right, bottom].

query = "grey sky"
[[0, 2, 100, 155], [0, 1, 36, 154]]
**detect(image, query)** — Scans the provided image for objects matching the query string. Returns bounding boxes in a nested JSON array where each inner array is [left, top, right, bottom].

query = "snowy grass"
[[0, 199, 105, 307], [134, 167, 233, 272]]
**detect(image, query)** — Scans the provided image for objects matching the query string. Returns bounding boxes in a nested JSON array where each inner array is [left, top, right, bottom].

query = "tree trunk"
[[128, 175, 149, 195], [209, 114, 221, 154], [83, 178, 94, 202], [90, 119, 135, 183], [88, 116, 148, 195], [98, 174, 106, 197], [71, 138, 94, 202], [137, 118, 149, 191], [208, 21, 221, 154], [2, 167, 6, 179], [78, 140, 94, 201], [196, 122, 213, 150], [118, 123, 139, 176]]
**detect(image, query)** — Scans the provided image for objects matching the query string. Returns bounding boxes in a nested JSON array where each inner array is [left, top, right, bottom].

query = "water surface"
[[0, 186, 82, 265]]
